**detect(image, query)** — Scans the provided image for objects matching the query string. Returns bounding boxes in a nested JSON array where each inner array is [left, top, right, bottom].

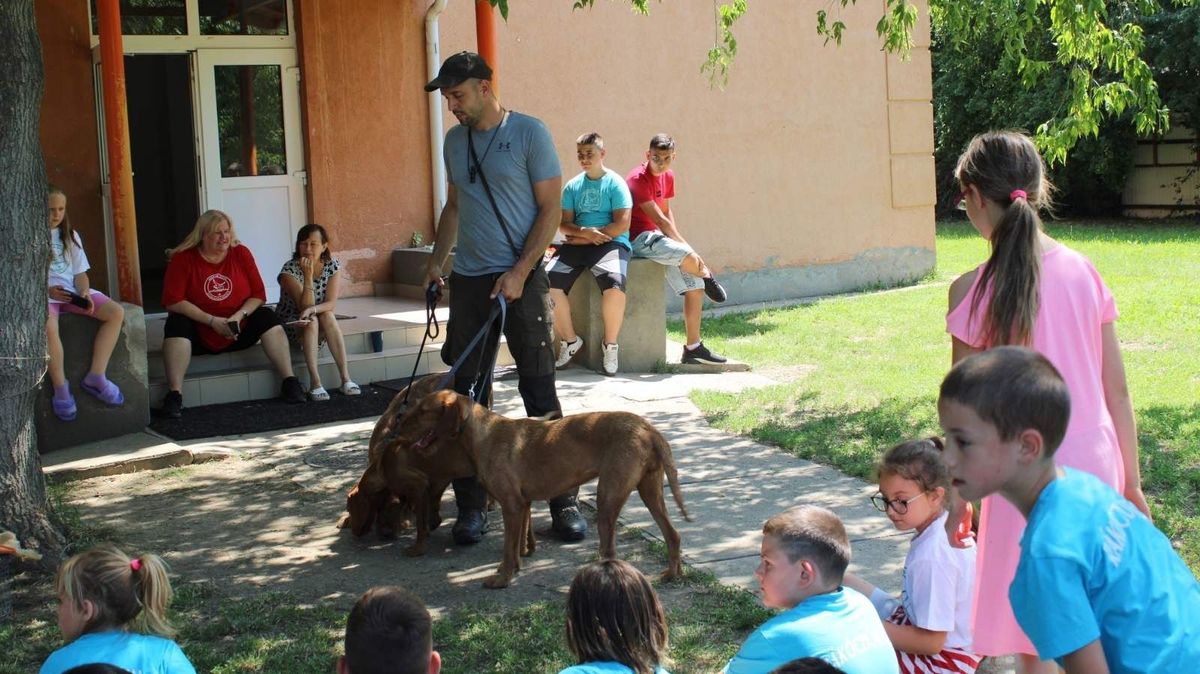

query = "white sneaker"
[[555, 336, 584, 368], [602, 343, 619, 375]]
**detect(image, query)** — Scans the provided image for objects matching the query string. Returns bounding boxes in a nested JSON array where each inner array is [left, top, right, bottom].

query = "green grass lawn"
[[676, 218, 1200, 571]]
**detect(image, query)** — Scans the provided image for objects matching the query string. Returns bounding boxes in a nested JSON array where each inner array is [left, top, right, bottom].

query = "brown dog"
[[382, 389, 692, 589], [340, 373, 447, 538]]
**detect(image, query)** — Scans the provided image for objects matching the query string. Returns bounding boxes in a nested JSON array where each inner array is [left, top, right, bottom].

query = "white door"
[[194, 48, 306, 302]]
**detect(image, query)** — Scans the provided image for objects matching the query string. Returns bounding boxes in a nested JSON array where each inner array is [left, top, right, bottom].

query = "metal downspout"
[[425, 0, 449, 222]]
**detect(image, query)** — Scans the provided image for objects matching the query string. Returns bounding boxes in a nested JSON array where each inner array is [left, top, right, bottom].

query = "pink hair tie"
[[1010, 189, 1028, 201], [130, 558, 142, 572]]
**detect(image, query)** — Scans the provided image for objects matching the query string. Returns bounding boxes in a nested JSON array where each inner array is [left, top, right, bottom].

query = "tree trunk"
[[0, 0, 67, 569]]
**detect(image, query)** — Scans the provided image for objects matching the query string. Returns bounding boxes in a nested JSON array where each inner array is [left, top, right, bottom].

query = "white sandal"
[[340, 381, 361, 396], [309, 386, 330, 402]]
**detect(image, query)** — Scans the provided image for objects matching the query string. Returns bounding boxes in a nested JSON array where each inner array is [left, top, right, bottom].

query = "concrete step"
[[145, 323, 434, 379], [149, 341, 515, 407]]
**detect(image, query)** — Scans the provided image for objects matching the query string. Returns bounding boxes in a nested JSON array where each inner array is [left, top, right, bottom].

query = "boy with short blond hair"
[[939, 346, 1200, 674], [547, 132, 633, 375], [724, 505, 898, 674]]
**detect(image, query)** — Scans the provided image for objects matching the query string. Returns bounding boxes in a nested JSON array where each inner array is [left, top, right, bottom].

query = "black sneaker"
[[281, 376, 306, 404], [161, 390, 183, 419], [550, 505, 588, 542], [451, 509, 489, 545], [703, 275, 728, 303], [682, 342, 727, 365]]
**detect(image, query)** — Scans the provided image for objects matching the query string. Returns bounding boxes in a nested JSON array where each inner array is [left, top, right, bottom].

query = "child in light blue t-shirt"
[[40, 544, 195, 674], [559, 560, 671, 674], [939, 347, 1200, 674], [724, 505, 898, 674]]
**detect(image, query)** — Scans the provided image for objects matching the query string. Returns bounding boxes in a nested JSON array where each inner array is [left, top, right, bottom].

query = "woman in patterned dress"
[[276, 224, 360, 401]]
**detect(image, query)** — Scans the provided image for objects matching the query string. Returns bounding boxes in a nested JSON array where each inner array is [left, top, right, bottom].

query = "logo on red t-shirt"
[[204, 273, 233, 302]]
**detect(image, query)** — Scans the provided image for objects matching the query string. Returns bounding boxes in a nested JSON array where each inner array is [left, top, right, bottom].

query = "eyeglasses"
[[956, 189, 969, 211], [870, 492, 926, 515]]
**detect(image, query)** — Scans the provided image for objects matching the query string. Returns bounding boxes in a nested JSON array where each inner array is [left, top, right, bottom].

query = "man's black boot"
[[549, 495, 588, 542], [451, 508, 488, 545]]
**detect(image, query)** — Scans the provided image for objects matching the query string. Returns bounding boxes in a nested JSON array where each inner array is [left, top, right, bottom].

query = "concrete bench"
[[36, 304, 150, 453], [565, 258, 666, 373]]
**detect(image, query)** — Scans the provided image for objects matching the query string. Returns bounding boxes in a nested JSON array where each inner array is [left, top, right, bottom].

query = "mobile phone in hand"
[[227, 321, 241, 336], [68, 292, 90, 309]]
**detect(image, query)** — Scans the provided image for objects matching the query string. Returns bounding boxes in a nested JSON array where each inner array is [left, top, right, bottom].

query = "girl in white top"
[[46, 186, 126, 421], [844, 438, 979, 674]]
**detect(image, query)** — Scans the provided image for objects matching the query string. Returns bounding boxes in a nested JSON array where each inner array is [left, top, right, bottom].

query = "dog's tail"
[[655, 430, 693, 522]]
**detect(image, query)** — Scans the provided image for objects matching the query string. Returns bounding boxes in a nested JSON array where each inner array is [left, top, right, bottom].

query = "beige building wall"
[[435, 0, 936, 305], [1123, 123, 1200, 217]]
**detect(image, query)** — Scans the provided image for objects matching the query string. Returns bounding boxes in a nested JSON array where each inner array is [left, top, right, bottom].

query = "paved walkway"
[[44, 366, 1011, 672], [44, 367, 906, 593]]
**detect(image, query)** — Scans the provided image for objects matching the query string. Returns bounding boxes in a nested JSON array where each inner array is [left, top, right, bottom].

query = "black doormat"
[[149, 384, 397, 441], [372, 376, 417, 393]]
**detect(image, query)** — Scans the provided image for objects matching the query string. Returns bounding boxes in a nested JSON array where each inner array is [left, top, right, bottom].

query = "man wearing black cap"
[[422, 51, 587, 545]]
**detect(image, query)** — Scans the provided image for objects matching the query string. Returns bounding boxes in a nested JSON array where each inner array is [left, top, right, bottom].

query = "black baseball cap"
[[424, 51, 493, 92]]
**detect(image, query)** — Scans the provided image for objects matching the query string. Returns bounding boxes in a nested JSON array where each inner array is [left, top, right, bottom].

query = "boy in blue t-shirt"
[[545, 131, 633, 376], [724, 505, 898, 674], [939, 346, 1200, 674]]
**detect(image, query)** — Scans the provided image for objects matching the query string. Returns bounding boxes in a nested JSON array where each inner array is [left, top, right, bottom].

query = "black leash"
[[399, 281, 443, 409], [437, 294, 507, 404], [396, 283, 507, 414]]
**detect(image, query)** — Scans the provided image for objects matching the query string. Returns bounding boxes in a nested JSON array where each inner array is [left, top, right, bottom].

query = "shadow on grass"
[[1136, 403, 1200, 568], [704, 392, 940, 480], [668, 303, 826, 341], [939, 217, 1200, 244]]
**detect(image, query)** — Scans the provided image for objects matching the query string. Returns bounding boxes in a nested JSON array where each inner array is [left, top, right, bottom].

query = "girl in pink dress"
[[945, 131, 1149, 673]]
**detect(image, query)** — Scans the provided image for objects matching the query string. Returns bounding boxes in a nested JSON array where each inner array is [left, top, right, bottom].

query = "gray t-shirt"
[[444, 111, 560, 275]]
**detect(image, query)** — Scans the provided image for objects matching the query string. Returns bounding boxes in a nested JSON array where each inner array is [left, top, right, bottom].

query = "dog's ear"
[[435, 396, 463, 438], [454, 393, 472, 433], [345, 483, 376, 537]]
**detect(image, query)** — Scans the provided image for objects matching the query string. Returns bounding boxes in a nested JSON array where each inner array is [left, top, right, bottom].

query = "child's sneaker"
[[555, 336, 584, 368], [682, 342, 727, 365], [602, 343, 619, 375], [703, 275, 728, 303]]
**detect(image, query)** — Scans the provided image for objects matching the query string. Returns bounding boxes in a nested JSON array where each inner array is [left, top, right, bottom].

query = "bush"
[[933, 13, 1138, 217]]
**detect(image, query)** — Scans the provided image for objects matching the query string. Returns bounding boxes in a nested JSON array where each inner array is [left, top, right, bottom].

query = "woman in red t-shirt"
[[158, 210, 306, 418]]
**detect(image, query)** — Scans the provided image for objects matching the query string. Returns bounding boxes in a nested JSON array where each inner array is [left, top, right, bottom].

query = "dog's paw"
[[334, 513, 350, 529], [660, 565, 684, 582], [482, 573, 513, 589], [403, 543, 428, 557]]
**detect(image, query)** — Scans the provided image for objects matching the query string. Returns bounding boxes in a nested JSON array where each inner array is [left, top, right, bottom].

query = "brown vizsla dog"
[[339, 373, 447, 538], [382, 389, 693, 589]]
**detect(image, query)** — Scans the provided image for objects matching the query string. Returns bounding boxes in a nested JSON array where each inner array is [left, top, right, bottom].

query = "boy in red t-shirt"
[[626, 133, 728, 364]]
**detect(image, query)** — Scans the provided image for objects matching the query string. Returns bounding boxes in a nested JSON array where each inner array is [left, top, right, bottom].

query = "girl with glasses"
[[844, 438, 980, 674]]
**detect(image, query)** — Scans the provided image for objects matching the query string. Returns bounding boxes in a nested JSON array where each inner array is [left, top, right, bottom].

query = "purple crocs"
[[81, 376, 124, 406], [52, 393, 77, 421]]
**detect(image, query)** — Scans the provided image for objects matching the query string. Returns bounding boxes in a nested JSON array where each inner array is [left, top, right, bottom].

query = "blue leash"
[[437, 294, 507, 403], [399, 280, 507, 410]]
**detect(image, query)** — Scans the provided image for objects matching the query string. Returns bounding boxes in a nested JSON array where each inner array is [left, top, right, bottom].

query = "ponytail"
[[954, 132, 1055, 346], [129, 553, 176, 638], [56, 543, 177, 639]]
